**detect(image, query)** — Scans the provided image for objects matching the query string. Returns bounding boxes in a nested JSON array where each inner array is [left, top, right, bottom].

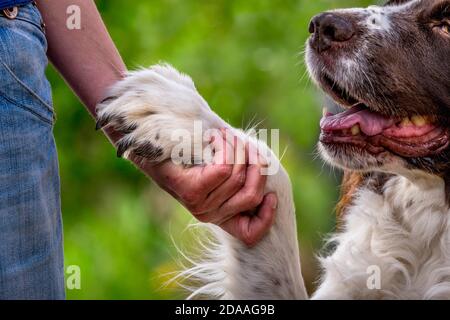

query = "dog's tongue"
[[320, 105, 395, 136]]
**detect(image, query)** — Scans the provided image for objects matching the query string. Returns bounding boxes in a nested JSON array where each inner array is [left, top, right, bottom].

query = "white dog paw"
[[95, 64, 223, 162]]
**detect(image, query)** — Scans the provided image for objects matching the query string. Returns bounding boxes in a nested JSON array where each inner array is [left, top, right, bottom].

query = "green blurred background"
[[48, 0, 374, 299]]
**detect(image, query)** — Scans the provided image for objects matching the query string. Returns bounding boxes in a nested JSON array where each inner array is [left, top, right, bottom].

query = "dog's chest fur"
[[316, 173, 450, 299]]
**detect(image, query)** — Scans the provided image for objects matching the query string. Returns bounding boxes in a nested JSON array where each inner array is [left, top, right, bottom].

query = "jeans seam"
[[0, 59, 55, 123], [0, 92, 54, 126]]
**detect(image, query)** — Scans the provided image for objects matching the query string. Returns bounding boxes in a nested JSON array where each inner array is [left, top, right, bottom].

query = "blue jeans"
[[0, 3, 64, 299]]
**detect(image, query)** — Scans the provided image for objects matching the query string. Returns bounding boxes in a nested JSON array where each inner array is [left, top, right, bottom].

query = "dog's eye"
[[440, 22, 450, 35], [435, 18, 450, 36]]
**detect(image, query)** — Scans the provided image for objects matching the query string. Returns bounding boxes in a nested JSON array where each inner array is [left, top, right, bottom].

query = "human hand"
[[139, 132, 277, 247]]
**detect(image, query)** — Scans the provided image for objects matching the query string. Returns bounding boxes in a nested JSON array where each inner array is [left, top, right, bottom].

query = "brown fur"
[[336, 172, 364, 228]]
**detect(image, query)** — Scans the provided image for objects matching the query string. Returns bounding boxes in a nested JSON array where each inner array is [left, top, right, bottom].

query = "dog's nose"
[[309, 13, 355, 53]]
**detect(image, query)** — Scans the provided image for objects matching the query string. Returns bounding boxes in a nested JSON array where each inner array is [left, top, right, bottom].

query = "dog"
[[96, 0, 450, 299]]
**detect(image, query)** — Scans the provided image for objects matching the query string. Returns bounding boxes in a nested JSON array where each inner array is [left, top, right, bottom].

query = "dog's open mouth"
[[319, 75, 449, 158]]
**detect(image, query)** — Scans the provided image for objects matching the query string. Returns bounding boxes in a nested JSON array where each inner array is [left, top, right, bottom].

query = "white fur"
[[330, 0, 422, 33], [315, 174, 450, 300], [97, 63, 450, 300]]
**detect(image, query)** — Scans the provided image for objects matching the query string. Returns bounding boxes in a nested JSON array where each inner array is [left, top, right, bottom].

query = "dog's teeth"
[[351, 125, 360, 136], [322, 107, 328, 117], [401, 117, 413, 127], [411, 115, 427, 127]]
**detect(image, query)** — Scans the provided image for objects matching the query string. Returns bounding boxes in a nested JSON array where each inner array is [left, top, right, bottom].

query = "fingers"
[[212, 149, 268, 223], [193, 132, 236, 194], [145, 128, 275, 247], [197, 136, 247, 216], [194, 140, 268, 224], [220, 193, 278, 247], [148, 132, 237, 215]]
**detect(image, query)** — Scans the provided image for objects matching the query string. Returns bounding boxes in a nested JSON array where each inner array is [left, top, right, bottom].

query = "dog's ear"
[[336, 171, 364, 229]]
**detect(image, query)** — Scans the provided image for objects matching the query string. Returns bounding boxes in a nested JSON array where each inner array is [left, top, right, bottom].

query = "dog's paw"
[[95, 64, 223, 162]]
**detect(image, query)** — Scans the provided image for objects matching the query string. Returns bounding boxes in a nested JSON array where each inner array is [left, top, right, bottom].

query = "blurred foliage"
[[47, 0, 374, 299]]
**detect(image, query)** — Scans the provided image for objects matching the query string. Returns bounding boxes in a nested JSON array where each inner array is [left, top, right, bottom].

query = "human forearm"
[[37, 0, 126, 116]]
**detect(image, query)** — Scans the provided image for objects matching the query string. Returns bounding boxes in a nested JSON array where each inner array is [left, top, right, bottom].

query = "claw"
[[99, 96, 117, 104], [95, 116, 110, 131], [95, 121, 103, 131], [116, 138, 134, 158]]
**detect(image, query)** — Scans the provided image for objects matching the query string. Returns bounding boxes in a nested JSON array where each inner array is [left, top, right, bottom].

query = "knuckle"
[[231, 172, 246, 188], [216, 164, 233, 179], [247, 190, 264, 207]]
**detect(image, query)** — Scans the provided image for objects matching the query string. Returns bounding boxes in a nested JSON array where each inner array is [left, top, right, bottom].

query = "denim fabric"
[[0, 1, 32, 11], [0, 3, 64, 299]]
